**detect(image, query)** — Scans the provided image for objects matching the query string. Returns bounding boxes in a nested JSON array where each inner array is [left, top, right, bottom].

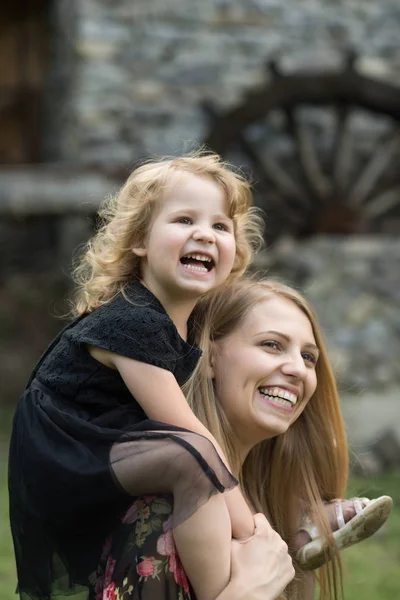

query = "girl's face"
[[211, 295, 319, 454], [133, 173, 236, 305]]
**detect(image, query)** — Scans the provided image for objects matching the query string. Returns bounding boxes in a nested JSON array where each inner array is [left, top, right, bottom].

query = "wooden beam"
[[0, 165, 125, 215]]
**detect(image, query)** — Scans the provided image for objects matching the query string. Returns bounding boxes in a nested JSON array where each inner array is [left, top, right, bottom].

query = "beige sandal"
[[296, 495, 393, 570]]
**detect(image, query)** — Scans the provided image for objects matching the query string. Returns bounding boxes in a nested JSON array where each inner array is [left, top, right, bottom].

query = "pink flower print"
[[137, 556, 156, 577], [156, 528, 174, 556], [156, 516, 189, 593], [122, 502, 139, 524], [143, 495, 156, 504], [157, 515, 174, 556], [103, 556, 116, 589], [169, 550, 190, 594], [103, 582, 117, 600], [95, 580, 103, 600]]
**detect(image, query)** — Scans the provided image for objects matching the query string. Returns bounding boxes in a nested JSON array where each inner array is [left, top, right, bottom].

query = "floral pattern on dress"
[[90, 495, 192, 600]]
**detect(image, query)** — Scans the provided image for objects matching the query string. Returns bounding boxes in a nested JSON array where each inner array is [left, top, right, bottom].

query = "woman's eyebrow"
[[253, 329, 289, 340], [253, 330, 319, 351], [304, 342, 320, 352]]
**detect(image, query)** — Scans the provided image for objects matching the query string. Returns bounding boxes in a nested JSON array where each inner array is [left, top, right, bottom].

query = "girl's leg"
[[109, 431, 250, 600]]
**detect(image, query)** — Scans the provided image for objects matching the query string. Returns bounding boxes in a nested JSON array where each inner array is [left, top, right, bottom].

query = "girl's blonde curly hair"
[[71, 150, 264, 315]]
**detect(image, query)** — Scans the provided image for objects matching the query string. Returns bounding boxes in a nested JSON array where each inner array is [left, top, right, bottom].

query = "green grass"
[[0, 414, 399, 600], [339, 472, 400, 599]]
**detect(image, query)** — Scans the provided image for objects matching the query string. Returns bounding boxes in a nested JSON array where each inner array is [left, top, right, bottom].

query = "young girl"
[[8, 151, 264, 600]]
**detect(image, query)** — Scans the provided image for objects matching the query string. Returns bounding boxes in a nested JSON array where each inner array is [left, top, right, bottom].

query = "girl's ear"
[[132, 246, 147, 257]]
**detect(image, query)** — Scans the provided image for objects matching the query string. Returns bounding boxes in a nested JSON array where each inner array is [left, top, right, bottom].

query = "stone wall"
[[47, 0, 400, 163]]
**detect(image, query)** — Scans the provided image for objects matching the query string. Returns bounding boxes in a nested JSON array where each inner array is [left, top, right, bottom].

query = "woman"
[[95, 278, 391, 600]]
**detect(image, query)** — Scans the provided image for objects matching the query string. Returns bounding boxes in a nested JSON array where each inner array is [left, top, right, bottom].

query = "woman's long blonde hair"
[[184, 278, 349, 600], [71, 150, 264, 315]]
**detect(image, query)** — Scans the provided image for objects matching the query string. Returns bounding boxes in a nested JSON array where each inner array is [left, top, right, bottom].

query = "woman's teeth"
[[259, 387, 298, 407]]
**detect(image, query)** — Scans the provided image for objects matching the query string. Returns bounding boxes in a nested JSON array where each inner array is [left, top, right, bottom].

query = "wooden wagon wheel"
[[203, 53, 400, 241]]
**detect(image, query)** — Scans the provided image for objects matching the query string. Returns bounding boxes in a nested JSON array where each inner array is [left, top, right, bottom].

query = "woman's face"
[[211, 294, 319, 453]]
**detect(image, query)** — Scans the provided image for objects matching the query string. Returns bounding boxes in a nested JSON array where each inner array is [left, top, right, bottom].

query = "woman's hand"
[[217, 513, 295, 600]]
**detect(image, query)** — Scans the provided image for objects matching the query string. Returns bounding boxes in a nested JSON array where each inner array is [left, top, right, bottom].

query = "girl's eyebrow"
[[214, 213, 233, 222], [169, 208, 197, 216], [169, 209, 232, 221], [253, 329, 319, 352]]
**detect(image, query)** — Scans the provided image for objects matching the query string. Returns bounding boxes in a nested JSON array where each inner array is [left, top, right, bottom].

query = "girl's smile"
[[132, 173, 237, 312]]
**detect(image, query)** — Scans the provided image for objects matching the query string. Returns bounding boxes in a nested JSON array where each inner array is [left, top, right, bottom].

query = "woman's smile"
[[212, 294, 318, 455], [258, 386, 298, 412]]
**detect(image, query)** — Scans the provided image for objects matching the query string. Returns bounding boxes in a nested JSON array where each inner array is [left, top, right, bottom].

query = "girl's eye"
[[176, 217, 192, 225], [302, 352, 318, 365], [213, 222, 229, 232]]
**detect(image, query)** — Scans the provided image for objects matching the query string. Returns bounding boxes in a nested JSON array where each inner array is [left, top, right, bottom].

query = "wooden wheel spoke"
[[203, 100, 304, 211], [284, 107, 331, 203], [361, 185, 400, 219], [331, 106, 352, 196], [243, 137, 309, 207], [238, 130, 309, 207], [347, 129, 400, 208]]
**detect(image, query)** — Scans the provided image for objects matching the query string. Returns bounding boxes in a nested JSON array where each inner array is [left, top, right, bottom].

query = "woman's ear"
[[207, 351, 216, 379]]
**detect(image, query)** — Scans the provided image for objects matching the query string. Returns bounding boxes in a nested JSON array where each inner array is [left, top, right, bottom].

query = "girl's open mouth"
[[180, 253, 215, 272]]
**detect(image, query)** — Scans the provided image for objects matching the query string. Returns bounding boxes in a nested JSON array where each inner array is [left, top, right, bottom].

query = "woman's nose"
[[281, 354, 307, 379]]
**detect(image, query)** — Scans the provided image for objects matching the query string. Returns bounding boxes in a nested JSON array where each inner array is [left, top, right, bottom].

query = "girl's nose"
[[192, 225, 216, 243]]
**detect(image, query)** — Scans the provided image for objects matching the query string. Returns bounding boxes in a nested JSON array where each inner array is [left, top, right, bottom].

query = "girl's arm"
[[108, 351, 255, 539], [88, 346, 211, 436], [112, 352, 222, 440]]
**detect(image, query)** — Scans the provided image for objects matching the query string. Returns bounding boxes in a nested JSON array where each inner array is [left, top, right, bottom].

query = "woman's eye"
[[176, 217, 192, 225], [262, 340, 280, 350], [302, 352, 318, 365]]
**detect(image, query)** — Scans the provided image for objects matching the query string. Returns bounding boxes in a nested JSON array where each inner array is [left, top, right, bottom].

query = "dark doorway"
[[0, 1, 51, 164]]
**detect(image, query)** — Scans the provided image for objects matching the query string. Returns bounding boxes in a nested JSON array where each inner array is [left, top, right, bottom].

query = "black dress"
[[8, 280, 237, 600]]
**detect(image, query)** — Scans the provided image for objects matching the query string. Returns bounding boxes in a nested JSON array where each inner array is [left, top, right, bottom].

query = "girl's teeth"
[[184, 263, 208, 273], [187, 254, 211, 262]]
